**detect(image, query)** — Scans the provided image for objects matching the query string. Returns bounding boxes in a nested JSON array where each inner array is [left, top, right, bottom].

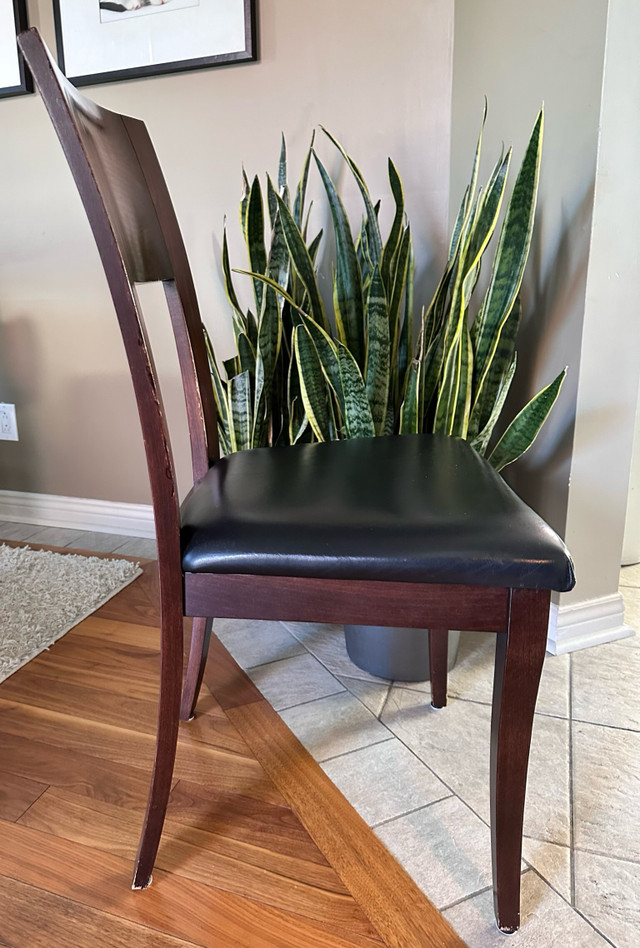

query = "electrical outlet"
[[0, 403, 18, 441]]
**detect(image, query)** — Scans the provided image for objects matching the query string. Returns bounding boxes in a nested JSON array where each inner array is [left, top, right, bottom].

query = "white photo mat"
[[0, 0, 31, 97], [54, 0, 255, 85]]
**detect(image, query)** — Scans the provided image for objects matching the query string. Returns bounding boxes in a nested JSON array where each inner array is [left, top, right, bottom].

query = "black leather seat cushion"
[[180, 433, 575, 591]]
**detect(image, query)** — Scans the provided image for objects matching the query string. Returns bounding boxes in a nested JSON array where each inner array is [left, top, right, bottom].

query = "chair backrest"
[[17, 29, 219, 521]]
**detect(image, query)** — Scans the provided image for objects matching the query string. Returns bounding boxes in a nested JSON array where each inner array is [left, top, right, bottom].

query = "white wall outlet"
[[0, 403, 19, 441]]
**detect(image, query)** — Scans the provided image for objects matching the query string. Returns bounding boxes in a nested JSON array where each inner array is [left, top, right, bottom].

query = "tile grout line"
[[271, 687, 347, 714], [280, 620, 394, 688], [524, 869, 618, 946], [371, 794, 455, 830], [317, 736, 394, 766], [377, 681, 394, 720], [245, 651, 327, 674], [319, 736, 395, 765], [570, 717, 640, 735], [438, 881, 495, 913], [573, 844, 640, 867], [380, 708, 494, 831]]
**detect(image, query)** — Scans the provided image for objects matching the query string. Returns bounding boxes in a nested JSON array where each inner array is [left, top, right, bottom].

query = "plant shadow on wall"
[[504, 184, 598, 523], [209, 106, 566, 471]]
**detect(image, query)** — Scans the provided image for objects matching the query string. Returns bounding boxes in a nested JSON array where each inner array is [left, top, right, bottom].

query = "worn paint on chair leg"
[[428, 629, 449, 709], [180, 616, 213, 720], [490, 588, 550, 933]]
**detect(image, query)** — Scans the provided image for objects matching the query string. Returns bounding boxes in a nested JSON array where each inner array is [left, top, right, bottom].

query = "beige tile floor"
[[2, 520, 638, 946]]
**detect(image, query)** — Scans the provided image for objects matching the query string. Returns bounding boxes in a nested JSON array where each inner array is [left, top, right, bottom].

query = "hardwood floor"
[[0, 551, 464, 947]]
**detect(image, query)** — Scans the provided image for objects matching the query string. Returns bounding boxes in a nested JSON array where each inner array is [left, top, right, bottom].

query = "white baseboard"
[[0, 490, 155, 539], [547, 592, 635, 653]]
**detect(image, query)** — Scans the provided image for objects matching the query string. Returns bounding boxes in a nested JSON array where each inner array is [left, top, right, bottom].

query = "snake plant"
[[209, 108, 565, 471]]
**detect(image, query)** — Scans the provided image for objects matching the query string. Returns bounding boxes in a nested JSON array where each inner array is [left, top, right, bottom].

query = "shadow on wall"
[[57, 373, 151, 505], [0, 314, 41, 494], [504, 182, 597, 534]]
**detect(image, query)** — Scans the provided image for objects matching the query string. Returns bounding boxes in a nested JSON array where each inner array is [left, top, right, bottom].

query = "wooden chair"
[[18, 28, 574, 934]]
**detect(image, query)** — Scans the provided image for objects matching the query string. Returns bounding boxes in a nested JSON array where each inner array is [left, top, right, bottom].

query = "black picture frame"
[[0, 0, 33, 98], [52, 0, 257, 87]]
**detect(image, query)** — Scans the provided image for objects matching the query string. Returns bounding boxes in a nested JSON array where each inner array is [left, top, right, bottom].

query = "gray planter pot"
[[344, 625, 461, 682]]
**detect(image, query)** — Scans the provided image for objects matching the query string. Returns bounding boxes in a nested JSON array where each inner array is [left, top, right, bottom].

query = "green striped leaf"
[[245, 309, 258, 348], [244, 175, 267, 315], [474, 110, 543, 394], [237, 332, 256, 376], [287, 357, 306, 443], [293, 132, 315, 227], [470, 353, 517, 457], [275, 192, 329, 331], [433, 337, 460, 435], [364, 265, 390, 435], [252, 350, 268, 447], [466, 150, 511, 283], [337, 344, 375, 438], [396, 240, 414, 397], [469, 297, 521, 438], [293, 325, 332, 441], [266, 178, 290, 288], [267, 135, 287, 225], [449, 186, 469, 263], [240, 168, 250, 236], [488, 367, 565, 471], [452, 325, 473, 438], [222, 223, 248, 340], [227, 370, 252, 452], [380, 159, 405, 295], [388, 225, 412, 372], [223, 356, 239, 380], [399, 360, 420, 434], [464, 100, 486, 220], [313, 152, 365, 367], [320, 126, 383, 264], [278, 133, 287, 192], [307, 228, 323, 264], [203, 326, 230, 451]]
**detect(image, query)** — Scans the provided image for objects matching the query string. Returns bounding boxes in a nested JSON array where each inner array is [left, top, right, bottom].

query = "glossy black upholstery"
[[181, 432, 575, 591]]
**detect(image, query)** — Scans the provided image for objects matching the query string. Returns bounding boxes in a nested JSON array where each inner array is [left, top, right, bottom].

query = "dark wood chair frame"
[[19, 28, 555, 934]]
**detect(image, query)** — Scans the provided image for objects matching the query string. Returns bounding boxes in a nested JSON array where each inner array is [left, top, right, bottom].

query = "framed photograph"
[[0, 0, 32, 98], [52, 0, 257, 86]]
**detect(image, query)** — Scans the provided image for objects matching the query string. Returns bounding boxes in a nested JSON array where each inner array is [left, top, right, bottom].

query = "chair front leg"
[[428, 629, 449, 709], [180, 616, 213, 721], [133, 590, 184, 889], [490, 588, 550, 933]]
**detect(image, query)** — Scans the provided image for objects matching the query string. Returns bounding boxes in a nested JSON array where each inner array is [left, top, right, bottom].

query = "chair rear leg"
[[428, 629, 449, 709], [490, 588, 549, 933], [180, 616, 213, 721], [132, 594, 184, 890]]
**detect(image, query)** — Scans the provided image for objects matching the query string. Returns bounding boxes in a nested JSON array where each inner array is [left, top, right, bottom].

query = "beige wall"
[[0, 0, 454, 503]]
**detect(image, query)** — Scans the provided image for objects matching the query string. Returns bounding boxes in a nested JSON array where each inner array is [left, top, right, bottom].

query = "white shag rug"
[[0, 544, 142, 684]]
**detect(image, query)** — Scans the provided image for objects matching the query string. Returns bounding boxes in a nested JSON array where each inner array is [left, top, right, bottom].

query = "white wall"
[[450, 0, 608, 538], [563, 0, 640, 604], [0, 0, 454, 503], [452, 0, 640, 649]]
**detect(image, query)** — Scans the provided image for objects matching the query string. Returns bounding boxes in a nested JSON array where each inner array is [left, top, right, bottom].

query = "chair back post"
[[18, 28, 218, 489]]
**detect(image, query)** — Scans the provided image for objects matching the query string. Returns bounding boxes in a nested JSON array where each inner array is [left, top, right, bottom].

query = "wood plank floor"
[[0, 548, 465, 947]]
